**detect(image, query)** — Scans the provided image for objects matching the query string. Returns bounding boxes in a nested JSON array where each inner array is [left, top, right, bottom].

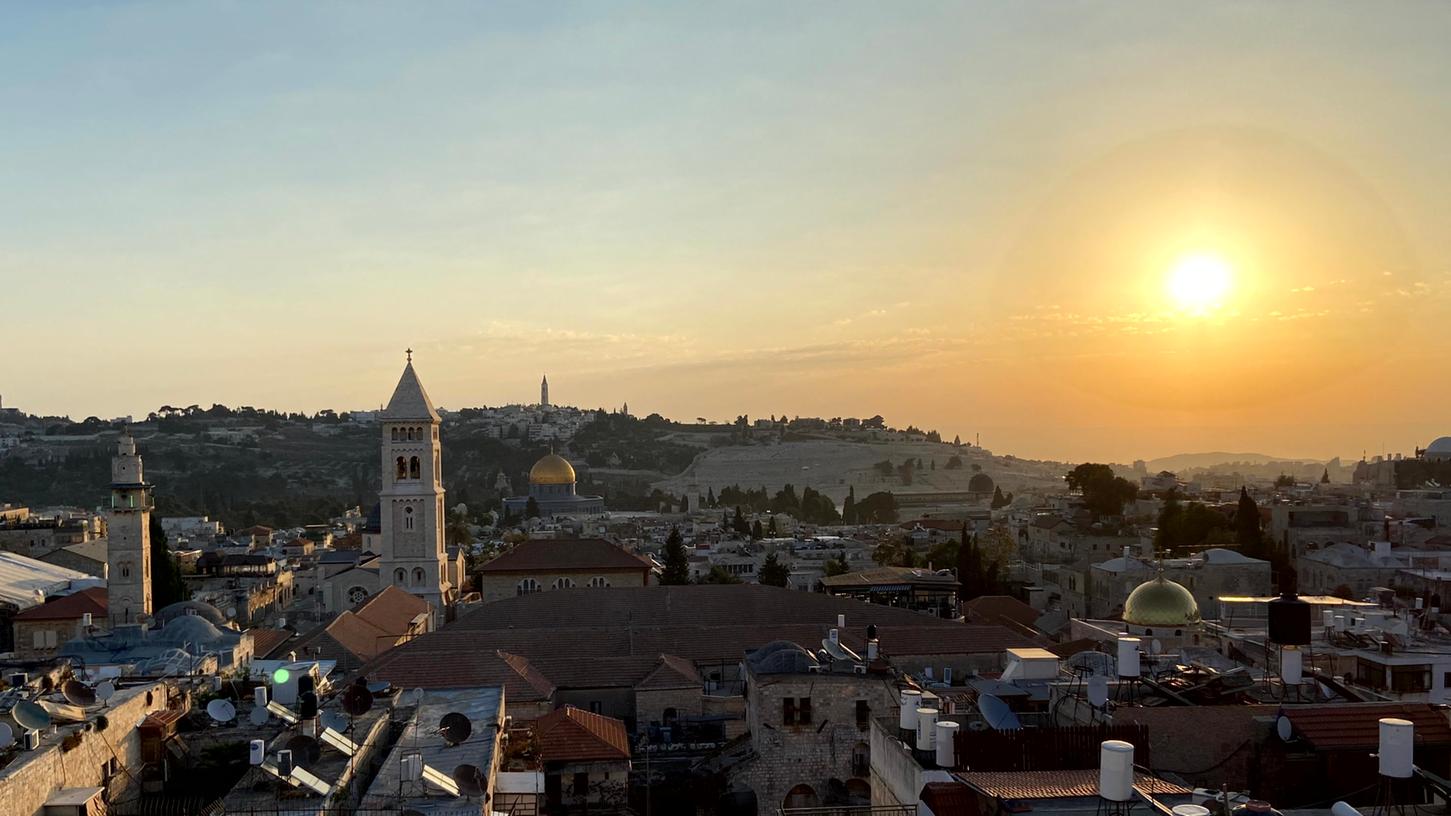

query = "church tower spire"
[[540, 373, 550, 408], [377, 353, 451, 616], [107, 432, 153, 628]]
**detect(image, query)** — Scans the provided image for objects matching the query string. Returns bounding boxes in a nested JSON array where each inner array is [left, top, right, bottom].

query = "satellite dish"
[[321, 711, 349, 733], [96, 681, 116, 702], [453, 763, 487, 797], [439, 712, 473, 746], [249, 707, 270, 726], [226, 607, 237, 619], [0, 723, 13, 746], [1087, 676, 1109, 707], [286, 735, 322, 767], [341, 684, 374, 716], [366, 680, 392, 696], [410, 687, 425, 705], [1150, 639, 1163, 655], [206, 699, 237, 723], [977, 693, 1021, 731], [63, 680, 97, 707], [13, 701, 51, 731], [1277, 715, 1294, 741]]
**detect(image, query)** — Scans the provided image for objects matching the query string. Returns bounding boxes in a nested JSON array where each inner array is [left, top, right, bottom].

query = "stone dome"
[[1426, 437, 1451, 461], [158, 613, 226, 645], [153, 600, 227, 627], [968, 473, 995, 494], [529, 453, 577, 486], [1123, 576, 1200, 627]]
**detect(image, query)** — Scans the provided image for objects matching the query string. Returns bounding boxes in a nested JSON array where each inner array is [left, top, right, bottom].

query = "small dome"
[[159, 614, 226, 645], [968, 473, 995, 493], [1427, 437, 1451, 460], [1123, 576, 1200, 627], [529, 454, 577, 485], [154, 600, 227, 627]]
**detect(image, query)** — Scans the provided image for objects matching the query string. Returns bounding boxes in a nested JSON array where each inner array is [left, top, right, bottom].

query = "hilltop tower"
[[107, 433, 153, 628], [541, 373, 550, 408], [378, 352, 451, 613]]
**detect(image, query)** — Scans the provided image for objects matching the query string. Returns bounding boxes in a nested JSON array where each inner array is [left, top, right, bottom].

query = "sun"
[[1165, 253, 1232, 313]]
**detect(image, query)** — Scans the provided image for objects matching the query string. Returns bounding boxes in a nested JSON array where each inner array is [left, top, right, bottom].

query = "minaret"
[[540, 374, 550, 408], [107, 433, 153, 628], [378, 351, 451, 615]]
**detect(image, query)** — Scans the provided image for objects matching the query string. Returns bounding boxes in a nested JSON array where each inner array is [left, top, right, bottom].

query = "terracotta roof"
[[637, 655, 701, 690], [919, 782, 974, 816], [354, 585, 431, 631], [13, 587, 106, 621], [964, 595, 1042, 630], [533, 705, 631, 763], [248, 627, 294, 658], [1286, 703, 1451, 749], [325, 612, 397, 661], [959, 770, 1191, 800], [364, 649, 555, 702], [477, 538, 653, 574]]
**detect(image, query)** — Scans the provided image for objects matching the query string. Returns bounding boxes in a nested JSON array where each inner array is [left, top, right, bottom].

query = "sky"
[[2, 2, 1449, 463]]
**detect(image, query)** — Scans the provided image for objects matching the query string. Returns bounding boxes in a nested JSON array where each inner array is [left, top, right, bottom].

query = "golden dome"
[[1123, 576, 1200, 627], [529, 453, 577, 485]]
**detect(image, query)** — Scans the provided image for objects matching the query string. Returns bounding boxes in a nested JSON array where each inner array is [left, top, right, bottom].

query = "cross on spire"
[[406, 347, 413, 363]]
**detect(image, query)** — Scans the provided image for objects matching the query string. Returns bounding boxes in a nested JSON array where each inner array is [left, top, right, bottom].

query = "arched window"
[[413, 568, 425, 585], [396, 457, 407, 480], [404, 506, 415, 531], [410, 457, 421, 479], [517, 578, 540, 595], [551, 577, 576, 590], [394, 568, 406, 584], [391, 427, 399, 441], [406, 427, 415, 441], [589, 576, 611, 588], [784, 785, 818, 810], [120, 562, 131, 578]]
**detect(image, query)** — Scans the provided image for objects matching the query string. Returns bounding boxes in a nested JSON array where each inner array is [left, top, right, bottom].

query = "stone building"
[[106, 433, 152, 628], [533, 705, 632, 811], [10, 586, 106, 658], [728, 641, 899, 812], [474, 538, 654, 602], [501, 453, 605, 518]]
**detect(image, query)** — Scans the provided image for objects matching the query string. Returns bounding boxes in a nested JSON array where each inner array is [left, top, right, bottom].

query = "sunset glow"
[[1166, 253, 1233, 314]]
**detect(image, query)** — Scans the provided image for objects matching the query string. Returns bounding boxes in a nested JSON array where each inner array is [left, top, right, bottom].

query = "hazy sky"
[[3, 2, 1448, 462]]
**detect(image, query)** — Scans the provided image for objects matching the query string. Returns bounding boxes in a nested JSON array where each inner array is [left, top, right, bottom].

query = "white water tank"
[[1117, 637, 1141, 678], [838, 614, 847, 629], [900, 691, 922, 730], [915, 708, 938, 751], [936, 721, 959, 768], [249, 739, 266, 766], [1099, 740, 1135, 802], [1379, 718, 1414, 778], [1323, 609, 1335, 628], [1281, 647, 1303, 685]]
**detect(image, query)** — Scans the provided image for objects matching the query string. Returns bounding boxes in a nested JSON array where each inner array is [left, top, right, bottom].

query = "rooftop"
[[476, 538, 653, 574]]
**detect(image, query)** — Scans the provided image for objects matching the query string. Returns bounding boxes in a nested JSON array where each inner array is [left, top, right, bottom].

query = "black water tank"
[[1268, 592, 1312, 645]]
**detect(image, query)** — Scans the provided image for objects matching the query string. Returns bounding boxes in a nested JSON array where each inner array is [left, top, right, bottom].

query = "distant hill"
[[1143, 451, 1326, 472]]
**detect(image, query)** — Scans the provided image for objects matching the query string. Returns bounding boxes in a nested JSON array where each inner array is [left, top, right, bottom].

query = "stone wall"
[[476, 569, 647, 604], [11, 618, 88, 659], [0, 681, 169, 816], [635, 687, 704, 735]]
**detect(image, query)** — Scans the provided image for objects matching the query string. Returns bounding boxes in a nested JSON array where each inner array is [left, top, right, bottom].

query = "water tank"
[[915, 708, 938, 751], [1281, 647, 1303, 685], [1117, 637, 1141, 679], [1099, 740, 1135, 802], [1268, 593, 1312, 645], [1379, 718, 1414, 778], [899, 691, 922, 730], [935, 721, 959, 768]]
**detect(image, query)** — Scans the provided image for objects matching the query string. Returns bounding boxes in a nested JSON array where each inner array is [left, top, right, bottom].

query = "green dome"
[[1123, 576, 1200, 627]]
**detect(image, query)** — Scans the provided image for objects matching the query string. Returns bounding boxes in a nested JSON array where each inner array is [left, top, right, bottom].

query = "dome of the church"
[[1426, 437, 1451, 460], [1123, 576, 1200, 627], [529, 453, 577, 486]]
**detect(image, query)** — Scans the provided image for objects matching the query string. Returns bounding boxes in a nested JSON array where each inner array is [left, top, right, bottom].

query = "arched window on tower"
[[409, 457, 421, 479], [120, 562, 131, 579], [404, 506, 415, 530], [394, 568, 405, 584], [589, 576, 611, 588], [408, 427, 416, 441], [396, 457, 407, 480], [413, 568, 425, 585], [391, 427, 399, 441]]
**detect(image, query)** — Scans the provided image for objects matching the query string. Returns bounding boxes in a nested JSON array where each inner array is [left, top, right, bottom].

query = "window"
[[413, 567, 425, 585], [573, 772, 590, 797], [783, 698, 797, 725], [45, 630, 57, 648], [589, 576, 611, 588], [33, 630, 45, 649], [394, 568, 406, 584], [409, 457, 421, 479], [798, 697, 812, 724], [347, 586, 369, 605], [517, 578, 540, 595], [396, 457, 407, 480], [404, 506, 415, 531], [552, 577, 576, 590], [120, 562, 131, 578], [855, 700, 870, 730], [391, 428, 398, 441]]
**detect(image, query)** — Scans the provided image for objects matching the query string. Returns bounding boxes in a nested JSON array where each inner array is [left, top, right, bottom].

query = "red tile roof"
[[12, 587, 107, 622], [919, 782, 975, 816], [637, 655, 701, 690], [354, 585, 431, 631], [533, 705, 631, 763], [958, 770, 1191, 800], [964, 595, 1042, 630], [477, 538, 653, 574], [248, 627, 293, 658], [1286, 703, 1451, 750]]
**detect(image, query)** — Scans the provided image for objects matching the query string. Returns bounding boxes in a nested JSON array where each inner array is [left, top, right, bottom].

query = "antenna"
[[439, 712, 473, 746], [62, 680, 97, 707], [206, 699, 237, 723]]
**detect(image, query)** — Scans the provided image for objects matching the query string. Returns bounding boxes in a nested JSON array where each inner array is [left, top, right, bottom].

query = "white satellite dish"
[[226, 607, 237, 619], [249, 707, 270, 726], [1276, 715, 1294, 741], [1087, 676, 1109, 707], [1150, 639, 1163, 655], [96, 681, 116, 702], [321, 711, 349, 733], [0, 723, 13, 746], [206, 699, 237, 723], [977, 693, 1021, 731]]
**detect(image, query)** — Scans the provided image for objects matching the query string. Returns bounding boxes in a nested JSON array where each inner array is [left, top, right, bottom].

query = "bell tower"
[[107, 432, 153, 628], [377, 351, 451, 614], [540, 373, 550, 408]]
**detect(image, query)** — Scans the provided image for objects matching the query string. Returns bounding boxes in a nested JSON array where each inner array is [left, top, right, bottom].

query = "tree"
[[1066, 463, 1139, 517], [706, 487, 716, 507], [855, 492, 899, 524], [751, 519, 764, 540], [525, 496, 540, 519], [842, 487, 856, 524], [758, 552, 790, 587], [700, 565, 742, 584], [767, 515, 779, 536], [732, 506, 750, 537], [661, 527, 690, 585], [149, 516, 187, 608], [1235, 488, 1264, 557], [445, 510, 473, 549], [991, 485, 1010, 509], [824, 551, 852, 576], [1275, 473, 1296, 488]]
